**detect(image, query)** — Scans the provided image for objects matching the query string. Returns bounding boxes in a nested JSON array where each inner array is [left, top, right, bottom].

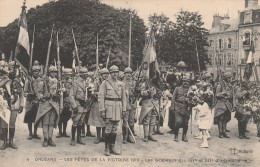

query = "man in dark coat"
[[169, 76, 191, 142], [214, 72, 233, 138]]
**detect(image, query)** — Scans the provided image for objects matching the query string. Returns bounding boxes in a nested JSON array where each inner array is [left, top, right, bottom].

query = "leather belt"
[[105, 98, 121, 101]]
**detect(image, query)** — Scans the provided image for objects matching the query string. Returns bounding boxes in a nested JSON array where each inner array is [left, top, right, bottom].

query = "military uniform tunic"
[[98, 77, 126, 133], [69, 77, 88, 126], [169, 85, 190, 128]]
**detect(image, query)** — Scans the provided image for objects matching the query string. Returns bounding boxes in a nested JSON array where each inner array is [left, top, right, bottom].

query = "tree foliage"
[[0, 0, 146, 70], [148, 10, 209, 71]]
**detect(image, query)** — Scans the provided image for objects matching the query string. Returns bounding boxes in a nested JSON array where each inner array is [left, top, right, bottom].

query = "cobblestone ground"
[[0, 102, 259, 167]]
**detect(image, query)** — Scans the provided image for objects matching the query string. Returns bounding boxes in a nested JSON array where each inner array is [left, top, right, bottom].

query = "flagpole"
[[106, 46, 111, 69], [96, 34, 99, 70], [128, 12, 132, 67], [29, 24, 35, 72], [195, 37, 201, 80]]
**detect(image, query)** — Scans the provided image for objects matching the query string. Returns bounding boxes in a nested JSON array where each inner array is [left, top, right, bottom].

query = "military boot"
[[143, 125, 149, 142], [110, 133, 121, 155], [223, 123, 230, 138], [94, 127, 101, 144], [174, 128, 179, 142], [218, 122, 223, 138], [27, 123, 33, 140], [70, 126, 77, 146], [33, 125, 41, 139], [86, 125, 95, 137], [9, 128, 17, 149], [48, 126, 56, 147], [42, 125, 48, 147], [104, 133, 110, 156], [0, 128, 8, 150], [182, 127, 188, 142], [242, 123, 250, 139], [56, 122, 63, 138], [122, 126, 128, 144], [100, 127, 105, 142], [148, 125, 157, 142], [77, 126, 85, 145]]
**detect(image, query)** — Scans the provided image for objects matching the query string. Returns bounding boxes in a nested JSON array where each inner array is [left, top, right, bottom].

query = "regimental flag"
[[243, 42, 255, 80], [141, 29, 161, 88], [14, 4, 30, 75]]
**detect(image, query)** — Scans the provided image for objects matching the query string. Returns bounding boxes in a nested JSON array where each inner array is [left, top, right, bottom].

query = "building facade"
[[206, 0, 260, 81]]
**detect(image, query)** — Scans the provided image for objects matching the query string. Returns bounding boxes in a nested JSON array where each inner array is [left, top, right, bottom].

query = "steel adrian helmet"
[[79, 67, 88, 75], [62, 68, 73, 75], [49, 66, 58, 72], [32, 65, 41, 71], [100, 68, 109, 74], [109, 65, 119, 73], [124, 67, 133, 73], [177, 61, 186, 68]]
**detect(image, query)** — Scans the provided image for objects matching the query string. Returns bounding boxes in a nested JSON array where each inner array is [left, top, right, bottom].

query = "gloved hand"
[[19, 106, 23, 114]]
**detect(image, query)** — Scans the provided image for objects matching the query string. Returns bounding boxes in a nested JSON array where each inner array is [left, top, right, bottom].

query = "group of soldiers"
[[0, 56, 260, 155]]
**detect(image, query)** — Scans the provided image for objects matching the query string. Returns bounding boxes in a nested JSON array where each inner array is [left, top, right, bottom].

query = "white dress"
[[196, 102, 213, 130]]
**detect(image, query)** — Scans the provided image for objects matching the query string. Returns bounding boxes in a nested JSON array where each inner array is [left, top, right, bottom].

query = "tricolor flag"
[[141, 29, 161, 88], [243, 42, 255, 80], [14, 4, 30, 74]]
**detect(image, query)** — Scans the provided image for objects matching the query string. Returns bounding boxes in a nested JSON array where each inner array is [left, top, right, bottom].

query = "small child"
[[194, 95, 213, 148]]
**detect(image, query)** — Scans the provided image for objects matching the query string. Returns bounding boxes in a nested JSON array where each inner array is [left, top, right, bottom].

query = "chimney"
[[212, 14, 223, 28], [246, 0, 258, 8]]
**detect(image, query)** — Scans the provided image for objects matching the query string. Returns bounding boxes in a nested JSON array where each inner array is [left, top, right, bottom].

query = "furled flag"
[[14, 3, 30, 75], [141, 29, 161, 88], [243, 42, 255, 80]]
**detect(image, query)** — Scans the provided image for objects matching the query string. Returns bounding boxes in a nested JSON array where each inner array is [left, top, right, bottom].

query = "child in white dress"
[[194, 95, 213, 148]]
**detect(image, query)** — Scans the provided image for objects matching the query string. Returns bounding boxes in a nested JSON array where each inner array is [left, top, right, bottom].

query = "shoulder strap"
[[106, 80, 120, 97]]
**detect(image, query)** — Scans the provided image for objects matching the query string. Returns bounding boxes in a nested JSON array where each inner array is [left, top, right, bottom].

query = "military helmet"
[[182, 75, 190, 82], [62, 68, 73, 75], [202, 72, 211, 79], [177, 61, 186, 68], [49, 66, 58, 72], [124, 67, 133, 73], [109, 65, 119, 73], [32, 65, 41, 71], [100, 68, 109, 74], [79, 67, 88, 75], [34, 60, 40, 66]]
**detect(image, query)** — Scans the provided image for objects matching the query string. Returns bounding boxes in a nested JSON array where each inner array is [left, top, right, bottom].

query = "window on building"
[[244, 11, 252, 24], [208, 54, 213, 65], [219, 54, 223, 66], [227, 53, 232, 65], [219, 39, 224, 49], [209, 40, 214, 50], [243, 32, 251, 46], [228, 38, 233, 48]]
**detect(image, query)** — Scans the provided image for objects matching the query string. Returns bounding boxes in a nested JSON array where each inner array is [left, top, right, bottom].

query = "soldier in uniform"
[[139, 80, 162, 142], [122, 67, 136, 144], [169, 75, 191, 142], [214, 72, 233, 138], [24, 65, 41, 140], [234, 81, 250, 139], [1, 61, 24, 150], [56, 68, 73, 138], [98, 65, 126, 156], [88, 68, 109, 144], [69, 67, 89, 146], [35, 66, 60, 147]]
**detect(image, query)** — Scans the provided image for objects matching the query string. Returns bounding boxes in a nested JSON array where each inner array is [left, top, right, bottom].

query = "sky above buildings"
[[0, 0, 245, 29]]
